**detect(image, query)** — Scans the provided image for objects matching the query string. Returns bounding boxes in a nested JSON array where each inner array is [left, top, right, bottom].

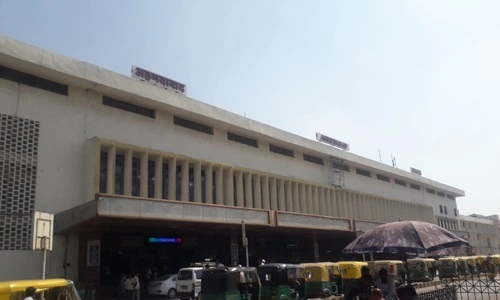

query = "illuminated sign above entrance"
[[131, 65, 187, 95], [148, 237, 183, 244]]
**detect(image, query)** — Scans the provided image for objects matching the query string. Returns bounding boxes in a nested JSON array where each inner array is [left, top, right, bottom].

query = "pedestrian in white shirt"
[[23, 287, 36, 300], [124, 275, 132, 299], [131, 273, 140, 300], [376, 268, 397, 300]]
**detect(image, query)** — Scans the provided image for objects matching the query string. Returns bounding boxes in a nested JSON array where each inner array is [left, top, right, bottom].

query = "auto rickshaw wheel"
[[322, 289, 331, 298]]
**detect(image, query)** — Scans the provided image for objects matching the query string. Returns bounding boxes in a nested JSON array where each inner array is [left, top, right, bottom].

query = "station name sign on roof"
[[316, 132, 350, 151], [131, 65, 187, 95]]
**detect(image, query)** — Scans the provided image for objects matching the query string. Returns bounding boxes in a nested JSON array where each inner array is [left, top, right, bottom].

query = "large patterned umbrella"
[[343, 220, 469, 254]]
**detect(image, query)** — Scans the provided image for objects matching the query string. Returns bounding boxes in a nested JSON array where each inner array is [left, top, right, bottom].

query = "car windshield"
[[157, 274, 174, 281], [178, 270, 193, 280]]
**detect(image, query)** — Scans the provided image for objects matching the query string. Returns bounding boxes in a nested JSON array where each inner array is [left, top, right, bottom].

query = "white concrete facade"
[[459, 214, 500, 255], [0, 35, 465, 281]]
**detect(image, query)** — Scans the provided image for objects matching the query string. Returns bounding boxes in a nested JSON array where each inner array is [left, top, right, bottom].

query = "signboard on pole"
[[32, 211, 53, 250], [316, 132, 350, 151], [131, 65, 187, 95]]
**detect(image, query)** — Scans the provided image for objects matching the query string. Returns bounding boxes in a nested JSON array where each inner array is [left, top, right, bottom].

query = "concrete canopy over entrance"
[[54, 194, 354, 236]]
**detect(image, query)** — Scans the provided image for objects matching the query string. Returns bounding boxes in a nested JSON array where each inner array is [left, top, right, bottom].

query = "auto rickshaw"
[[464, 256, 478, 275], [406, 258, 436, 283], [456, 257, 471, 276], [300, 263, 337, 298], [200, 266, 261, 300], [257, 263, 308, 300], [368, 260, 405, 284], [438, 257, 460, 279], [0, 279, 81, 300], [337, 261, 369, 295], [321, 262, 342, 295]]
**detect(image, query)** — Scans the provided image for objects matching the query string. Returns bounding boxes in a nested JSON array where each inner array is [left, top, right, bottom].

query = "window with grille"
[[303, 154, 324, 165], [269, 144, 294, 157], [356, 168, 371, 177], [395, 179, 406, 186], [376, 174, 390, 182], [174, 116, 213, 135], [227, 132, 258, 148], [0, 113, 40, 250], [410, 183, 420, 190]]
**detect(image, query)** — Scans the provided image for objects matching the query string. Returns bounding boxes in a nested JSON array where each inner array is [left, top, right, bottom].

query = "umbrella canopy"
[[343, 220, 469, 254]]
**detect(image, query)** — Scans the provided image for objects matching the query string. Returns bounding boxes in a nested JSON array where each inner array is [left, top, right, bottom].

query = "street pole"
[[242, 221, 249, 267], [41, 236, 47, 279]]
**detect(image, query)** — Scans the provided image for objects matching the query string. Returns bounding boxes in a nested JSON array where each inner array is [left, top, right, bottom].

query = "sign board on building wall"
[[410, 167, 422, 175], [131, 65, 187, 95], [87, 240, 101, 267], [32, 211, 54, 250], [316, 132, 350, 151]]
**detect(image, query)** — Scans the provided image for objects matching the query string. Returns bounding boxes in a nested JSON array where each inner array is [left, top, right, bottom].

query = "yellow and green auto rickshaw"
[[0, 279, 81, 300], [456, 257, 471, 276], [438, 257, 460, 279], [464, 256, 478, 275], [301, 263, 337, 298], [369, 260, 406, 284], [321, 262, 342, 295], [257, 263, 308, 300], [406, 258, 436, 283], [200, 266, 261, 300], [337, 261, 369, 296]]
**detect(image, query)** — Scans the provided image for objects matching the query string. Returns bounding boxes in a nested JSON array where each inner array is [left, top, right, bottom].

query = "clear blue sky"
[[1, 0, 498, 216]]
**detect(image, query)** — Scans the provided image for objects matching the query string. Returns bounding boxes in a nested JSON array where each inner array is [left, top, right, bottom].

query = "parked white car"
[[147, 274, 178, 298]]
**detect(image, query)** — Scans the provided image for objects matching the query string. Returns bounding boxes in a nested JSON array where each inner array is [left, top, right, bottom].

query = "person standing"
[[124, 275, 132, 300], [376, 269, 397, 300], [131, 272, 140, 300], [23, 287, 36, 300]]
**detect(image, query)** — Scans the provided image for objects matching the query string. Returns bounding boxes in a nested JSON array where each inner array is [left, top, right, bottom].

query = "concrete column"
[[236, 171, 244, 207], [181, 160, 189, 202], [312, 186, 320, 215], [278, 179, 286, 211], [285, 180, 293, 212], [325, 188, 332, 216], [299, 183, 307, 213], [292, 182, 300, 213], [106, 146, 116, 194], [205, 164, 213, 204], [306, 184, 313, 214], [194, 161, 202, 203], [261, 176, 270, 210], [269, 177, 278, 210], [319, 187, 326, 216], [168, 157, 177, 200], [253, 174, 262, 209], [124, 149, 133, 196], [244, 172, 253, 208], [224, 168, 234, 206], [341, 190, 348, 218], [154, 156, 163, 199], [331, 188, 338, 217], [215, 165, 224, 205]]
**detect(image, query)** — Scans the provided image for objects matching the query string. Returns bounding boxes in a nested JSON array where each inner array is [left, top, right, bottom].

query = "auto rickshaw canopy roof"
[[0, 279, 72, 293]]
